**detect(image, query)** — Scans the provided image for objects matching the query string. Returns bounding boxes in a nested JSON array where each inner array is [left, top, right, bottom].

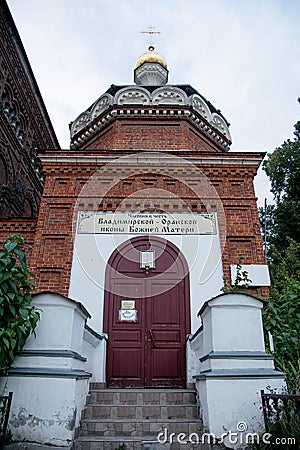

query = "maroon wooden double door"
[[104, 237, 190, 388]]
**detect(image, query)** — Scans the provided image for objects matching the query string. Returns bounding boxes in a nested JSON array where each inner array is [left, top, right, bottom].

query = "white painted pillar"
[[192, 293, 285, 449], [0, 292, 92, 447]]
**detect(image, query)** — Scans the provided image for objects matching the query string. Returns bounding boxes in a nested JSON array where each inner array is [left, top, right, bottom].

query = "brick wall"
[[30, 150, 266, 297], [81, 116, 221, 152], [0, 3, 58, 219], [0, 219, 37, 262]]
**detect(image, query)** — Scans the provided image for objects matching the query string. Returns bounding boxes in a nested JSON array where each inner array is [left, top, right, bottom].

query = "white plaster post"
[[0, 292, 92, 447], [82, 326, 107, 383], [193, 293, 285, 449]]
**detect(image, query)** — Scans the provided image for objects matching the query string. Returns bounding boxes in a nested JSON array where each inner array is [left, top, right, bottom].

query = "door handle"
[[148, 329, 157, 348]]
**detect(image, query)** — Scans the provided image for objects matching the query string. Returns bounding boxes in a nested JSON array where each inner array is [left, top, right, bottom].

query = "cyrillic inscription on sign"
[[121, 300, 135, 310], [77, 212, 216, 235]]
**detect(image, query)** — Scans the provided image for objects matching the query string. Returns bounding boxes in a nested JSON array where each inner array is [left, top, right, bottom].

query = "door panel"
[[112, 331, 141, 342], [151, 293, 180, 324], [151, 349, 181, 377], [106, 279, 145, 387], [146, 280, 186, 387], [150, 330, 180, 341], [111, 348, 142, 378]]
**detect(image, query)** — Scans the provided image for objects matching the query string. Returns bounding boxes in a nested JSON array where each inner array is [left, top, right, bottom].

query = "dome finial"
[[135, 26, 168, 85]]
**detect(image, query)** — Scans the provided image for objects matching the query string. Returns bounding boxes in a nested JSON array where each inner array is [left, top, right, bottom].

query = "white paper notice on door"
[[119, 309, 137, 322]]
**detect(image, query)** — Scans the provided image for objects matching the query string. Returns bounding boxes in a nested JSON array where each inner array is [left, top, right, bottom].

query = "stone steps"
[[73, 385, 203, 450], [87, 386, 197, 405], [82, 404, 198, 420], [72, 435, 206, 450], [79, 418, 201, 437]]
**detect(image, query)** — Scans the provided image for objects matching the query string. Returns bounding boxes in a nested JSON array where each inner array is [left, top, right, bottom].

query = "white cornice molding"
[[40, 154, 263, 168], [70, 86, 232, 151], [70, 107, 231, 152]]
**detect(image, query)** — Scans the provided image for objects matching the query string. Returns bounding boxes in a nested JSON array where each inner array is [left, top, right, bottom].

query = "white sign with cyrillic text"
[[77, 212, 216, 235]]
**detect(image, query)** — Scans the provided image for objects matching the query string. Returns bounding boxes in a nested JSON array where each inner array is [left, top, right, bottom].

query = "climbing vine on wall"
[[221, 257, 252, 293]]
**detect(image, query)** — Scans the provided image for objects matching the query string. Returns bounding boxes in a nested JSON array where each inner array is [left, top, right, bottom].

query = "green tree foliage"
[[0, 235, 40, 373], [268, 238, 300, 292], [264, 120, 300, 203], [263, 276, 300, 393], [263, 118, 300, 252], [261, 107, 300, 393]]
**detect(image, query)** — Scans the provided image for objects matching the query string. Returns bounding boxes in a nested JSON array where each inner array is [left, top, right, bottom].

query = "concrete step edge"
[[80, 418, 200, 423], [84, 403, 198, 407], [88, 389, 196, 393], [74, 436, 163, 442]]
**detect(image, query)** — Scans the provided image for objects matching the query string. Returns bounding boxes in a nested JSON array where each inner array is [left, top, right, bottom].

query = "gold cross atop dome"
[[140, 25, 162, 47], [136, 25, 166, 70]]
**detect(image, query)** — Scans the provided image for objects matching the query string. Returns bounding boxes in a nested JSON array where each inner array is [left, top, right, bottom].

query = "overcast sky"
[[7, 0, 300, 206]]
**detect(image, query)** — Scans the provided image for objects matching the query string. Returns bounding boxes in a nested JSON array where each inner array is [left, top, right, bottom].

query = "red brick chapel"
[[2, 6, 286, 447], [1, 0, 270, 390]]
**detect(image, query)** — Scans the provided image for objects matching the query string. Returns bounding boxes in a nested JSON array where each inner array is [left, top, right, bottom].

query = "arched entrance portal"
[[104, 236, 190, 388]]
